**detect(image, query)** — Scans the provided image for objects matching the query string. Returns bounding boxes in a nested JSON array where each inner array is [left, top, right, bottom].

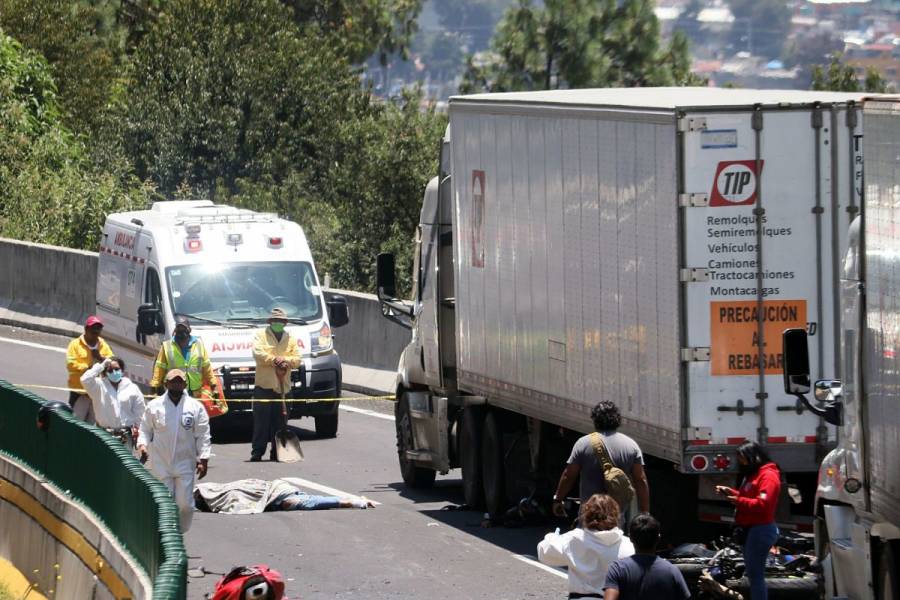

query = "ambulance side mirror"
[[138, 303, 164, 335], [326, 295, 349, 328]]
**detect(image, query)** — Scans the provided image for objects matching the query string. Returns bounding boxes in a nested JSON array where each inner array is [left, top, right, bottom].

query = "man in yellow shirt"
[[65, 315, 114, 423], [150, 316, 219, 398], [250, 307, 301, 461]]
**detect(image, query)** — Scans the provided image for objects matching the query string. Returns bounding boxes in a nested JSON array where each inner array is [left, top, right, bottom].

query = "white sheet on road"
[[195, 477, 371, 514]]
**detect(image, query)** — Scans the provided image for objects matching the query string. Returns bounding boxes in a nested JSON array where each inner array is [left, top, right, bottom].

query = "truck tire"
[[314, 411, 339, 438], [460, 405, 484, 508], [878, 542, 898, 600], [727, 572, 819, 599], [395, 391, 436, 489], [481, 411, 507, 517]]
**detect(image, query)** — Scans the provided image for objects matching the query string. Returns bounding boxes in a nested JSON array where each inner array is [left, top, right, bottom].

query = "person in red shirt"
[[717, 441, 781, 600]]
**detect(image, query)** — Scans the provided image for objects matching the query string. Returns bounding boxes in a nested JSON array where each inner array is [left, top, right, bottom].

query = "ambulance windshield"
[[166, 261, 322, 323]]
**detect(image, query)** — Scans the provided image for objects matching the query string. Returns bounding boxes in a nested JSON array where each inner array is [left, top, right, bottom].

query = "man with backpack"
[[552, 401, 650, 526]]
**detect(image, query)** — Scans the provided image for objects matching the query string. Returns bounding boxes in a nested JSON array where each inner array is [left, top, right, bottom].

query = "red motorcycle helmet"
[[211, 565, 286, 600]]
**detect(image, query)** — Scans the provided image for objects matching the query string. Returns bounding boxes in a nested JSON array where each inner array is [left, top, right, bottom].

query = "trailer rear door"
[[679, 103, 860, 470]]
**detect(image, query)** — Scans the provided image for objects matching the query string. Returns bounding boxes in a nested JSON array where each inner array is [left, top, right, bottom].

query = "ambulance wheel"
[[315, 412, 339, 438], [481, 411, 507, 517], [460, 405, 485, 509], [395, 391, 436, 488]]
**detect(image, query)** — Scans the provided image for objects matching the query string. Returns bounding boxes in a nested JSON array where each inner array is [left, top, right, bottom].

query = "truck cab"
[[96, 200, 349, 437], [783, 98, 900, 600]]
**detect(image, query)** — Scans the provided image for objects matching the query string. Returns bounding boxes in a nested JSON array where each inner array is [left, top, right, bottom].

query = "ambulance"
[[95, 200, 349, 437]]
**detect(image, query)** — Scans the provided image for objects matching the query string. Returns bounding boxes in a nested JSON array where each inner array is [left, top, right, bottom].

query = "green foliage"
[[282, 0, 424, 65], [460, 0, 704, 93], [0, 0, 126, 136], [109, 0, 441, 293], [726, 0, 791, 60], [0, 0, 445, 294], [0, 29, 151, 249], [811, 53, 892, 93]]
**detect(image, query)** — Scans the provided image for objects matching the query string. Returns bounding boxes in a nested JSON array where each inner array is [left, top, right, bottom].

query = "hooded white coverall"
[[79, 362, 145, 429], [138, 391, 211, 532]]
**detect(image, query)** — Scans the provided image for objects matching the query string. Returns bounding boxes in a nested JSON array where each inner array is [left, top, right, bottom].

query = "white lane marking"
[[339, 404, 395, 421], [281, 477, 382, 506], [0, 335, 66, 354], [511, 554, 568, 579]]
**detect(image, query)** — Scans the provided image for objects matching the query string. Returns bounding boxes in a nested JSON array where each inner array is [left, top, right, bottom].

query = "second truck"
[[377, 87, 876, 534]]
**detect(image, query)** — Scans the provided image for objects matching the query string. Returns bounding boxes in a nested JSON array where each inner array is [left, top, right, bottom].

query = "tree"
[[0, 0, 125, 136], [460, 0, 704, 93], [281, 0, 424, 64], [726, 0, 791, 60], [0, 28, 151, 249], [434, 0, 510, 52], [112, 0, 443, 293], [810, 53, 892, 93]]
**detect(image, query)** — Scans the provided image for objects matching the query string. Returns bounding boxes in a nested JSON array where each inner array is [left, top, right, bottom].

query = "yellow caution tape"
[[12, 383, 395, 404]]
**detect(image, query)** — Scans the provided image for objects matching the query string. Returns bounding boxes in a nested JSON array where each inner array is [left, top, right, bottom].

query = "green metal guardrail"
[[0, 380, 187, 599]]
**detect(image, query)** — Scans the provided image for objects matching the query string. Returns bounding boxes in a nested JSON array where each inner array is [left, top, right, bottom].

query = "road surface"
[[0, 325, 566, 599]]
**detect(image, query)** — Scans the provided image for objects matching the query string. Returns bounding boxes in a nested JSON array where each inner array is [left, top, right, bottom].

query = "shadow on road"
[[380, 481, 561, 559], [210, 414, 317, 444]]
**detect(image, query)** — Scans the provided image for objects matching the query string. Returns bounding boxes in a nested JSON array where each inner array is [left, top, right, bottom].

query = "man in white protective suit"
[[137, 369, 211, 532]]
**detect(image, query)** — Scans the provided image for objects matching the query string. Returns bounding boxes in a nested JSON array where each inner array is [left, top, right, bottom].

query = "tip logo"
[[710, 160, 764, 207]]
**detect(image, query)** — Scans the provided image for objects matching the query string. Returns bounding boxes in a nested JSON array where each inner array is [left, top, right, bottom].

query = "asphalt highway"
[[0, 325, 566, 599]]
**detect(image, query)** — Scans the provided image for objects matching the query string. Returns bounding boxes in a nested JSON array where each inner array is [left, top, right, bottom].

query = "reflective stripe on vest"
[[163, 340, 205, 389]]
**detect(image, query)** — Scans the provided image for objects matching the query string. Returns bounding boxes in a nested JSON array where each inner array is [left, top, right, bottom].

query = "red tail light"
[[691, 455, 709, 471]]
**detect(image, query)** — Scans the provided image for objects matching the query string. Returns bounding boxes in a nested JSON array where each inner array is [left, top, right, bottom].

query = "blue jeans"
[[275, 491, 341, 511], [743, 523, 779, 600]]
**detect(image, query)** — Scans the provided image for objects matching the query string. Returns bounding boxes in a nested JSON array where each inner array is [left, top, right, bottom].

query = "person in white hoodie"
[[79, 356, 145, 444], [538, 494, 635, 599], [137, 369, 211, 533]]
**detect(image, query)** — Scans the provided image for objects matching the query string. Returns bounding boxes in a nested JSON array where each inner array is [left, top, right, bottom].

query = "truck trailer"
[[377, 88, 873, 532], [783, 96, 900, 600]]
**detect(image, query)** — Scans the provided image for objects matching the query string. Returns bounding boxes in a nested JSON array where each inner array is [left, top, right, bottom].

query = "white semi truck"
[[377, 88, 876, 535], [782, 97, 899, 600]]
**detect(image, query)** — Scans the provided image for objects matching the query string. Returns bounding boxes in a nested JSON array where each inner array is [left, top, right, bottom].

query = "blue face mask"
[[108, 369, 123, 383]]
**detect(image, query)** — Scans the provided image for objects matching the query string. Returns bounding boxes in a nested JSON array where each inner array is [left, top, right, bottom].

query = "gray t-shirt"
[[604, 555, 691, 599], [567, 431, 644, 503]]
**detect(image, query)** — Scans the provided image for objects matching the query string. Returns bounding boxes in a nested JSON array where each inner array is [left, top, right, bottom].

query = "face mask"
[[108, 369, 123, 383], [270, 323, 285, 334]]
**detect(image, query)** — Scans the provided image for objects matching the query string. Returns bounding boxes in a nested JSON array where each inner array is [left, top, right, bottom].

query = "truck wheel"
[[460, 405, 484, 508], [315, 411, 339, 438], [395, 391, 436, 489], [878, 542, 898, 600], [481, 411, 507, 517]]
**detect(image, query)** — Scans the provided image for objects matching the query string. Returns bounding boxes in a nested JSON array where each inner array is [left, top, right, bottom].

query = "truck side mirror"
[[782, 328, 843, 426], [326, 295, 350, 328], [138, 303, 164, 335], [782, 328, 811, 394], [376, 253, 397, 299]]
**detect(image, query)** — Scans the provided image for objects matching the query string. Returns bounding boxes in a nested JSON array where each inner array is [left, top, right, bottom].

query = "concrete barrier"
[[0, 238, 95, 337], [325, 289, 410, 372], [1, 454, 153, 599], [0, 238, 409, 394]]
